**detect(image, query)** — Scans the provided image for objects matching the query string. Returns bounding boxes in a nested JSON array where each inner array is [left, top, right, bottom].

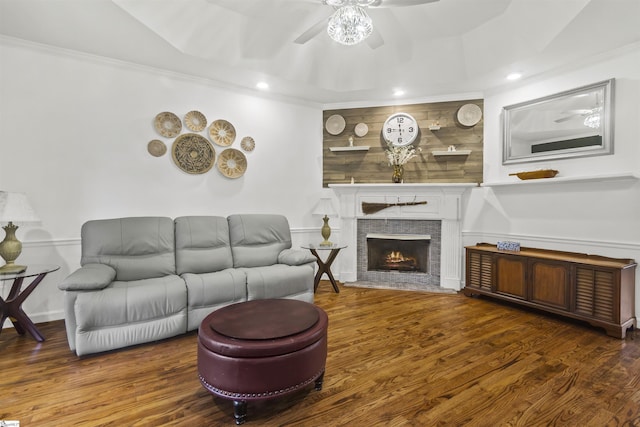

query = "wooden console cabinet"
[[464, 243, 637, 338]]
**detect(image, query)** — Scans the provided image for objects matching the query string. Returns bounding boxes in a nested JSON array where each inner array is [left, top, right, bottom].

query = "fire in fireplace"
[[366, 233, 430, 273]]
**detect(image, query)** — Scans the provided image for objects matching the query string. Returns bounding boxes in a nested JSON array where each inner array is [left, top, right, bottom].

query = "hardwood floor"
[[2, 282, 640, 426]]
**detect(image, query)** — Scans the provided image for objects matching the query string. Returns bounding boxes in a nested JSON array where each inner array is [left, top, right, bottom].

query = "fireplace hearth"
[[357, 219, 441, 286]]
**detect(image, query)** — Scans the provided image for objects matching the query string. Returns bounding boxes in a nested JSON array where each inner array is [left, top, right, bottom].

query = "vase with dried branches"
[[386, 145, 421, 183]]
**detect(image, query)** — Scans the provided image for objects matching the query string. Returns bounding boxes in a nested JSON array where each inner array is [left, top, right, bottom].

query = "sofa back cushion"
[[81, 217, 176, 281], [228, 214, 292, 268], [174, 216, 233, 275]]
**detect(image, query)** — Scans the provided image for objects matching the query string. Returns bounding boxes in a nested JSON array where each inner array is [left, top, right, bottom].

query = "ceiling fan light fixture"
[[327, 5, 373, 46], [325, 0, 376, 6]]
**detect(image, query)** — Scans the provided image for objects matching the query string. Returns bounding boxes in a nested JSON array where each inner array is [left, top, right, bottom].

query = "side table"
[[0, 264, 60, 342], [302, 244, 346, 293]]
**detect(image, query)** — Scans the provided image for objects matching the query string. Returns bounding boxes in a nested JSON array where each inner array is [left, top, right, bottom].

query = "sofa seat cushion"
[[242, 264, 314, 301], [182, 268, 247, 331], [75, 275, 187, 330]]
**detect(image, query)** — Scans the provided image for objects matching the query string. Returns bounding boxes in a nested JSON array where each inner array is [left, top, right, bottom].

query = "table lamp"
[[0, 191, 40, 274], [312, 198, 338, 246]]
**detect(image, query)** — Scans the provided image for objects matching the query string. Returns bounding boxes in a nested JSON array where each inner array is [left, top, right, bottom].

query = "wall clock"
[[382, 112, 419, 146]]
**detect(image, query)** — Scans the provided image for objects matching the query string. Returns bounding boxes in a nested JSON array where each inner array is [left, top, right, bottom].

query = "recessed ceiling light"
[[506, 73, 522, 81], [256, 81, 269, 90], [393, 89, 405, 96]]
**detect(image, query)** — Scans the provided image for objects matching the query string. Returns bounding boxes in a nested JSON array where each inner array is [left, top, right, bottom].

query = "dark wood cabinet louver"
[[464, 243, 636, 338]]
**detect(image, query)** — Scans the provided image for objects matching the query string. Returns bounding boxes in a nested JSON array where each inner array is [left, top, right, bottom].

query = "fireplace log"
[[362, 201, 428, 215]]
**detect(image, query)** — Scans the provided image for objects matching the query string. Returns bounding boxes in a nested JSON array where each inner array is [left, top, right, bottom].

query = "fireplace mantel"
[[329, 183, 476, 290]]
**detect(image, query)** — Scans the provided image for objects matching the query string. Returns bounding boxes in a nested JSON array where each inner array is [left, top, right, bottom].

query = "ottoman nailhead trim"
[[199, 368, 325, 399]]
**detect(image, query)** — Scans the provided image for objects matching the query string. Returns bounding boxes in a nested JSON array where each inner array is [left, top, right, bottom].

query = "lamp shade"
[[312, 198, 338, 217], [0, 192, 40, 224]]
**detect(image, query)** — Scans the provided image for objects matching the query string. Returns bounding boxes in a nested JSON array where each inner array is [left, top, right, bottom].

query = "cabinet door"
[[466, 250, 493, 291], [575, 267, 616, 322], [495, 255, 527, 299], [529, 259, 571, 310]]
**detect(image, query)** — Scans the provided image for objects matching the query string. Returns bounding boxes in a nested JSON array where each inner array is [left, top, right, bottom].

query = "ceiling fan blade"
[[370, 0, 440, 7], [365, 27, 384, 49], [294, 17, 329, 44]]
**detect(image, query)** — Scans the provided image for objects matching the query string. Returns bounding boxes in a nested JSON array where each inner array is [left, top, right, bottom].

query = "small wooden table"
[[0, 264, 60, 342], [302, 244, 346, 293]]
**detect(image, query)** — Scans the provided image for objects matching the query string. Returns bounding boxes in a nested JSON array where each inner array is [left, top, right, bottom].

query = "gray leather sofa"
[[59, 214, 316, 356]]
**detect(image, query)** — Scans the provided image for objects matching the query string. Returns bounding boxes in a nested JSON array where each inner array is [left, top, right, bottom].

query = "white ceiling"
[[1, 0, 639, 105]]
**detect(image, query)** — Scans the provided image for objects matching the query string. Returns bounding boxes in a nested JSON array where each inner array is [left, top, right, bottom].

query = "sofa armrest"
[[278, 249, 316, 266], [58, 263, 116, 291]]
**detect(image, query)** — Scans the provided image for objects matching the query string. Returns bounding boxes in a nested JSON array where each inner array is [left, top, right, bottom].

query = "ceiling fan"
[[294, 0, 440, 48], [554, 109, 595, 123]]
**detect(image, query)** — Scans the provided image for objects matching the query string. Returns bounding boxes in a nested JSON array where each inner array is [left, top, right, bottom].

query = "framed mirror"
[[503, 79, 614, 164]]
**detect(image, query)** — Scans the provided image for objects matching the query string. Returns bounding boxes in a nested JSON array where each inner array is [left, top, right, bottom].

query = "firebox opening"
[[366, 233, 430, 273]]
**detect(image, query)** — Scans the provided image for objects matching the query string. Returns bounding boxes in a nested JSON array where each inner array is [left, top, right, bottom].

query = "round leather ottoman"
[[197, 299, 328, 425]]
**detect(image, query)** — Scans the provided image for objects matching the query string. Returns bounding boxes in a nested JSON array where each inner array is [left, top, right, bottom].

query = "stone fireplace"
[[329, 183, 474, 291]]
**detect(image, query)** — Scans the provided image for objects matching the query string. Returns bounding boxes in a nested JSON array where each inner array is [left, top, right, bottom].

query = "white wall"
[[463, 43, 640, 316], [0, 38, 328, 325]]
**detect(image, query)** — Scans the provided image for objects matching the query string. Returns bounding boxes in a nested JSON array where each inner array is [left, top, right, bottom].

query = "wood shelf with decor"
[[464, 243, 637, 338], [329, 146, 370, 152], [432, 150, 471, 157]]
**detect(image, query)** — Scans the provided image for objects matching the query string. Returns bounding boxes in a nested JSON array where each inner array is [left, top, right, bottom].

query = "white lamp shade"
[[312, 198, 338, 217], [0, 192, 40, 224]]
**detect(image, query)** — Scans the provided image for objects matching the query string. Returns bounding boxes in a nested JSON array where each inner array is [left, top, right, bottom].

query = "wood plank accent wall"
[[323, 100, 484, 187]]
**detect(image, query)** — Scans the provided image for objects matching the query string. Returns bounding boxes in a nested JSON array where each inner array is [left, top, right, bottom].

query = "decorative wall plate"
[[184, 110, 207, 132], [354, 122, 368, 137], [325, 114, 346, 135], [209, 119, 236, 146], [172, 133, 215, 174], [241, 136, 255, 152], [217, 148, 247, 179], [147, 139, 167, 157], [457, 104, 482, 127], [154, 112, 182, 138]]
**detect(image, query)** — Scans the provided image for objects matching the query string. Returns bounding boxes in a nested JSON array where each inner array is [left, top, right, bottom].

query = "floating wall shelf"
[[329, 146, 370, 152], [428, 125, 441, 131], [481, 172, 639, 187], [432, 150, 471, 156]]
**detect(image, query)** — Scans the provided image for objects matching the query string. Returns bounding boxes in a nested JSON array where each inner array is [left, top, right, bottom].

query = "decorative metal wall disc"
[[217, 148, 247, 178], [154, 112, 182, 138], [184, 110, 207, 132], [241, 136, 255, 152], [172, 133, 215, 174], [209, 119, 236, 146], [147, 139, 167, 157]]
